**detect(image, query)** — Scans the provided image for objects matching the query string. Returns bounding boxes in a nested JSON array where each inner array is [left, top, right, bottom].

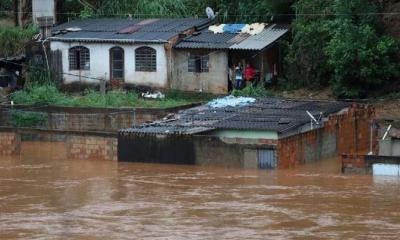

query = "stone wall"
[[67, 135, 117, 161], [0, 131, 20, 155]]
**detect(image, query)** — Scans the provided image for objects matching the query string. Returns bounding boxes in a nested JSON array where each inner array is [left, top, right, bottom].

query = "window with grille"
[[68, 46, 90, 70], [135, 47, 156, 72], [188, 54, 209, 73]]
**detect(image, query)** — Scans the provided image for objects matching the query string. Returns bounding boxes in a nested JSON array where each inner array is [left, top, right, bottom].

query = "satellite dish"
[[206, 7, 216, 20]]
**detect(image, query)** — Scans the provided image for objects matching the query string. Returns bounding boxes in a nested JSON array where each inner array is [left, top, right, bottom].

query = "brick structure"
[[0, 128, 118, 161], [67, 135, 118, 161], [277, 104, 376, 169], [341, 154, 367, 174], [0, 131, 21, 155]]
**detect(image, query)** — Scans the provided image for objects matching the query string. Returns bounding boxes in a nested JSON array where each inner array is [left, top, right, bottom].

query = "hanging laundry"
[[242, 23, 266, 35], [208, 24, 226, 34]]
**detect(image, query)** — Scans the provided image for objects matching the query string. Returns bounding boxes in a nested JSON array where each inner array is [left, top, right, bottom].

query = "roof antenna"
[[306, 111, 320, 130], [206, 7, 216, 20]]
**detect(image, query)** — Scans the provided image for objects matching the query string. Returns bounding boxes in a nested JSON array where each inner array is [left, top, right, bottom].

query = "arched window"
[[110, 47, 124, 80], [69, 46, 90, 70], [135, 47, 156, 72]]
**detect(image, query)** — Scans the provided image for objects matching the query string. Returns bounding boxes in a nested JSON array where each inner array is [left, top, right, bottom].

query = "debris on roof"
[[175, 24, 289, 50]]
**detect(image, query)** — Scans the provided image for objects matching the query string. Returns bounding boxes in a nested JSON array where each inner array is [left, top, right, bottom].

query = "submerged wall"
[[0, 131, 20, 155], [118, 134, 195, 165], [0, 128, 117, 161]]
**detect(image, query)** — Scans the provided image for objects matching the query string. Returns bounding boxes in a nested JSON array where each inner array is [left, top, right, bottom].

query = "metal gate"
[[257, 149, 277, 169]]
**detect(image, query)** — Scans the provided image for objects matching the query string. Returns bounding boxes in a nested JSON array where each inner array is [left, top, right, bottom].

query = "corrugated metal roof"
[[174, 24, 289, 50], [50, 18, 211, 43], [229, 24, 289, 50], [120, 98, 350, 136]]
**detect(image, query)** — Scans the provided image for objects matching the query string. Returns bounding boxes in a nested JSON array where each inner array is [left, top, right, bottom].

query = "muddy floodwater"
[[1, 142, 400, 240]]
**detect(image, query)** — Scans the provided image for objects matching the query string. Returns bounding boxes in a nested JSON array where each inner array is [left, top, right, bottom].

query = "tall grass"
[[0, 25, 38, 57]]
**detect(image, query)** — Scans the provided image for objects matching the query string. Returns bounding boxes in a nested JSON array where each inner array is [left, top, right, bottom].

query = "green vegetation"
[[0, 0, 12, 17], [63, 0, 294, 23], [232, 85, 274, 97], [0, 25, 38, 57], [284, 0, 400, 98], [10, 84, 213, 108]]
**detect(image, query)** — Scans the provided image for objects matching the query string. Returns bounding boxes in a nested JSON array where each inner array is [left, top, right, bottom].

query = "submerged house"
[[119, 98, 375, 169], [47, 18, 288, 94]]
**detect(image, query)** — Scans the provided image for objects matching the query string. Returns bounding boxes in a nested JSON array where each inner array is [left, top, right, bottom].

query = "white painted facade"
[[50, 41, 168, 88]]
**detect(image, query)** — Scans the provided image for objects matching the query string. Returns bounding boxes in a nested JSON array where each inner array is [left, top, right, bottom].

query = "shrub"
[[231, 85, 273, 97], [10, 110, 47, 128], [0, 25, 38, 57]]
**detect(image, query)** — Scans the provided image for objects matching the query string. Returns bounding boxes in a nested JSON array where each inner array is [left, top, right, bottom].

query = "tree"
[[284, 0, 334, 89], [284, 0, 399, 97], [326, 0, 399, 97]]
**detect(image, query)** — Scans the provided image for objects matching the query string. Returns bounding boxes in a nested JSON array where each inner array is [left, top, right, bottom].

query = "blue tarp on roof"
[[223, 24, 246, 33]]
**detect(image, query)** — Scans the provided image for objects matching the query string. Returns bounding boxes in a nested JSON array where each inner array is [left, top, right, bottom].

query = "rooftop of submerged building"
[[119, 97, 352, 137]]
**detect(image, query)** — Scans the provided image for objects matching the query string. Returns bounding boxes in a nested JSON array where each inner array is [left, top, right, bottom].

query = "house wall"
[[171, 49, 229, 94], [50, 41, 168, 88], [213, 130, 278, 140]]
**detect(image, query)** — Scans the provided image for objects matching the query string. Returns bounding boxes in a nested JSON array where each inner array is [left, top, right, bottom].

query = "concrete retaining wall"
[[0, 104, 197, 132]]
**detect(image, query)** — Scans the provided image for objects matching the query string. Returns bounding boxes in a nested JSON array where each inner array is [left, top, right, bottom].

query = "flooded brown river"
[[1, 142, 400, 239]]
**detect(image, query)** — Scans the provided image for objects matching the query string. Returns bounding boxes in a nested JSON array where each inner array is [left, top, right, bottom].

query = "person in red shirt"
[[244, 63, 256, 82]]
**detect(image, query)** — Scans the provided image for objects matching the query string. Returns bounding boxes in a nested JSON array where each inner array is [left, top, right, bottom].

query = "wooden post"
[[100, 73, 106, 96], [260, 51, 265, 85]]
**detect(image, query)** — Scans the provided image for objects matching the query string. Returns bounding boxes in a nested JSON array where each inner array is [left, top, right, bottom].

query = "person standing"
[[234, 63, 243, 89], [244, 63, 256, 84]]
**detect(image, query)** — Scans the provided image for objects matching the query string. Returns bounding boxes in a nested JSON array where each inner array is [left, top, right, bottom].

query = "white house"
[[48, 18, 289, 94], [49, 18, 211, 89]]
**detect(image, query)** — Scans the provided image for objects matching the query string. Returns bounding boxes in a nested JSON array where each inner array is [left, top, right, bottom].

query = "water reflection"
[[0, 142, 400, 239]]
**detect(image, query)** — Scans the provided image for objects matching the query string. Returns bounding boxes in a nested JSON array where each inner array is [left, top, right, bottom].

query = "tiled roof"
[[174, 24, 289, 50], [50, 18, 211, 43], [120, 98, 350, 136]]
